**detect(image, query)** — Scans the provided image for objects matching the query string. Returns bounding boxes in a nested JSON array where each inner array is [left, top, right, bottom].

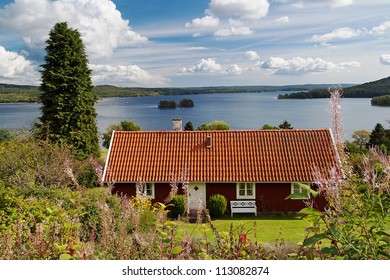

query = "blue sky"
[[0, 0, 390, 87]]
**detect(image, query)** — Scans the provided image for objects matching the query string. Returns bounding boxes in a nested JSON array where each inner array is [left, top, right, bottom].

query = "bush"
[[168, 195, 185, 219], [207, 194, 227, 218]]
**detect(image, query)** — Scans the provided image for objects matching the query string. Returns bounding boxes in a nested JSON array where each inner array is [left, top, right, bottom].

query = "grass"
[[181, 215, 310, 244]]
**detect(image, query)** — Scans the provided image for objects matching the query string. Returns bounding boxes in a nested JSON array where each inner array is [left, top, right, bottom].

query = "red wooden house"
[[103, 126, 339, 213]]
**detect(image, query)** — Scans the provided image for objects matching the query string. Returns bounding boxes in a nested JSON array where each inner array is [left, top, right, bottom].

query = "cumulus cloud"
[[310, 27, 361, 44], [90, 64, 169, 87], [0, 0, 147, 58], [180, 58, 222, 73], [225, 64, 243, 75], [0, 46, 39, 84], [185, 15, 220, 28], [275, 16, 290, 24], [261, 56, 360, 75], [371, 21, 390, 35], [245, 51, 260, 61], [180, 58, 243, 75], [208, 0, 270, 19], [214, 26, 253, 37], [379, 54, 390, 65]]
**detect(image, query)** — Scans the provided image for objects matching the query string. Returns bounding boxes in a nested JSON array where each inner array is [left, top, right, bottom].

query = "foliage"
[[297, 148, 390, 260], [178, 98, 194, 108], [102, 120, 141, 149], [0, 129, 12, 142], [0, 136, 99, 189], [278, 76, 390, 99], [368, 123, 390, 152], [168, 195, 186, 219], [351, 129, 371, 150], [278, 120, 293, 129], [184, 121, 194, 131], [261, 124, 278, 129], [371, 95, 390, 106], [38, 22, 100, 159], [158, 100, 177, 109], [207, 194, 227, 218], [198, 120, 230, 130]]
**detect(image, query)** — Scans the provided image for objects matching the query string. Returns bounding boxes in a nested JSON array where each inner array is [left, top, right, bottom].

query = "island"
[[158, 98, 194, 109]]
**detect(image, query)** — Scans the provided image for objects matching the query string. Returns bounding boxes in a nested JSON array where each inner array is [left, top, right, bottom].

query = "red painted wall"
[[112, 182, 326, 212]]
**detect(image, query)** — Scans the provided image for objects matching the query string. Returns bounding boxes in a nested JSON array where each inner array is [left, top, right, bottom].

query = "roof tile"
[[103, 129, 339, 183]]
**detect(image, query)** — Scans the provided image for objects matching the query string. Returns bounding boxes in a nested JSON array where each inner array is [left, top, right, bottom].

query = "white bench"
[[230, 200, 257, 217]]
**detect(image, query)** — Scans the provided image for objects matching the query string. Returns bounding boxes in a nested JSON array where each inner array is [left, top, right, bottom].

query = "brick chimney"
[[172, 118, 182, 131]]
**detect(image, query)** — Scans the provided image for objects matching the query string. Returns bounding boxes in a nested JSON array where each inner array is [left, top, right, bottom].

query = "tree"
[[197, 120, 230, 130], [184, 121, 194, 131], [278, 120, 293, 129], [39, 22, 100, 159], [368, 123, 390, 152], [102, 120, 141, 149], [261, 124, 278, 130], [0, 128, 12, 142], [351, 129, 371, 150]]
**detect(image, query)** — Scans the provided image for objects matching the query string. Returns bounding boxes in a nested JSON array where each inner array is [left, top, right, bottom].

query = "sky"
[[0, 0, 390, 87]]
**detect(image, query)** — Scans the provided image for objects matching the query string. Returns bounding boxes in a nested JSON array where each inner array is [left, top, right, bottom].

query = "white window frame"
[[291, 182, 310, 200], [136, 182, 155, 199], [236, 182, 256, 199]]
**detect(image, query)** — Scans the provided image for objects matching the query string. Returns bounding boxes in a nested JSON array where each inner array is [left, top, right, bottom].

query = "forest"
[[278, 76, 390, 99]]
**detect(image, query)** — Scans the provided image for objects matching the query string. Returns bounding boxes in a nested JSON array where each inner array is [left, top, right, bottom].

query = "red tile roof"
[[103, 129, 339, 183]]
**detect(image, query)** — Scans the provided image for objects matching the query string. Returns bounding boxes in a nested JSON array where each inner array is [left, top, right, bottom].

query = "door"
[[188, 183, 206, 210]]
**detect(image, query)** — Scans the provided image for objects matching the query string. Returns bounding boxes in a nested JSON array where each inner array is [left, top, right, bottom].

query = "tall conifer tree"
[[39, 22, 100, 158]]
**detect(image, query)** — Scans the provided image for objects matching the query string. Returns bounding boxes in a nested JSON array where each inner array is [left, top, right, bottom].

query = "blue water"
[[0, 92, 389, 140]]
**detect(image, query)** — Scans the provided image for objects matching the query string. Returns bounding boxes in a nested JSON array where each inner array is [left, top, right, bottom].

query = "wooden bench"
[[230, 200, 257, 217]]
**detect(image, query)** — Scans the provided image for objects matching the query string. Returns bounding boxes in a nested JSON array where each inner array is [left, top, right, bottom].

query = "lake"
[[0, 92, 389, 140]]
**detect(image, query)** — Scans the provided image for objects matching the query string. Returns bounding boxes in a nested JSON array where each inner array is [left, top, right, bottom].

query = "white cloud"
[[310, 27, 361, 43], [180, 58, 223, 73], [208, 0, 270, 20], [90, 64, 169, 87], [275, 16, 290, 24], [245, 51, 260, 61], [371, 21, 390, 35], [379, 54, 390, 65], [283, 0, 354, 8], [329, 0, 354, 8], [261, 56, 360, 75], [225, 64, 243, 75], [0, 46, 39, 84], [185, 15, 220, 28], [180, 58, 243, 75], [214, 26, 253, 37], [0, 0, 147, 58]]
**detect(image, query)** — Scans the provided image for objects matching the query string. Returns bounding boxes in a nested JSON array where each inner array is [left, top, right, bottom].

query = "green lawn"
[[180, 216, 310, 244]]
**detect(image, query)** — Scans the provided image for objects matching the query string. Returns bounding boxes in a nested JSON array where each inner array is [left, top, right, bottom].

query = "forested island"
[[371, 95, 390, 106]]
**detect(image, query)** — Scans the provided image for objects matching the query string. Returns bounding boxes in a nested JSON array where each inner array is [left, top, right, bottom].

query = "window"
[[291, 183, 310, 199], [236, 182, 255, 199], [136, 182, 155, 199]]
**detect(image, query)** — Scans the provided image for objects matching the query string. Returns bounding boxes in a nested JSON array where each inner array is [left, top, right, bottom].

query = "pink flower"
[[240, 233, 247, 245]]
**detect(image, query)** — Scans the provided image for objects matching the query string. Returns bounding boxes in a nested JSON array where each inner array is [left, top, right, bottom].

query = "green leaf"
[[59, 253, 72, 260], [320, 246, 338, 255], [303, 233, 327, 246], [172, 246, 182, 255]]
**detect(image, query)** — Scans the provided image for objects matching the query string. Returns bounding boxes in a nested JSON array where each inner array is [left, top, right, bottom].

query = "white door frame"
[[188, 182, 206, 210]]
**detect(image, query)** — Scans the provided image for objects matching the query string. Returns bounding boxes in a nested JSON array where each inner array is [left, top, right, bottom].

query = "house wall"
[[112, 183, 136, 198], [112, 182, 184, 203], [256, 183, 326, 212], [112, 182, 326, 213]]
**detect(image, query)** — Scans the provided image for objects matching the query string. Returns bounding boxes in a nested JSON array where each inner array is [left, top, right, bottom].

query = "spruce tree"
[[39, 22, 100, 158]]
